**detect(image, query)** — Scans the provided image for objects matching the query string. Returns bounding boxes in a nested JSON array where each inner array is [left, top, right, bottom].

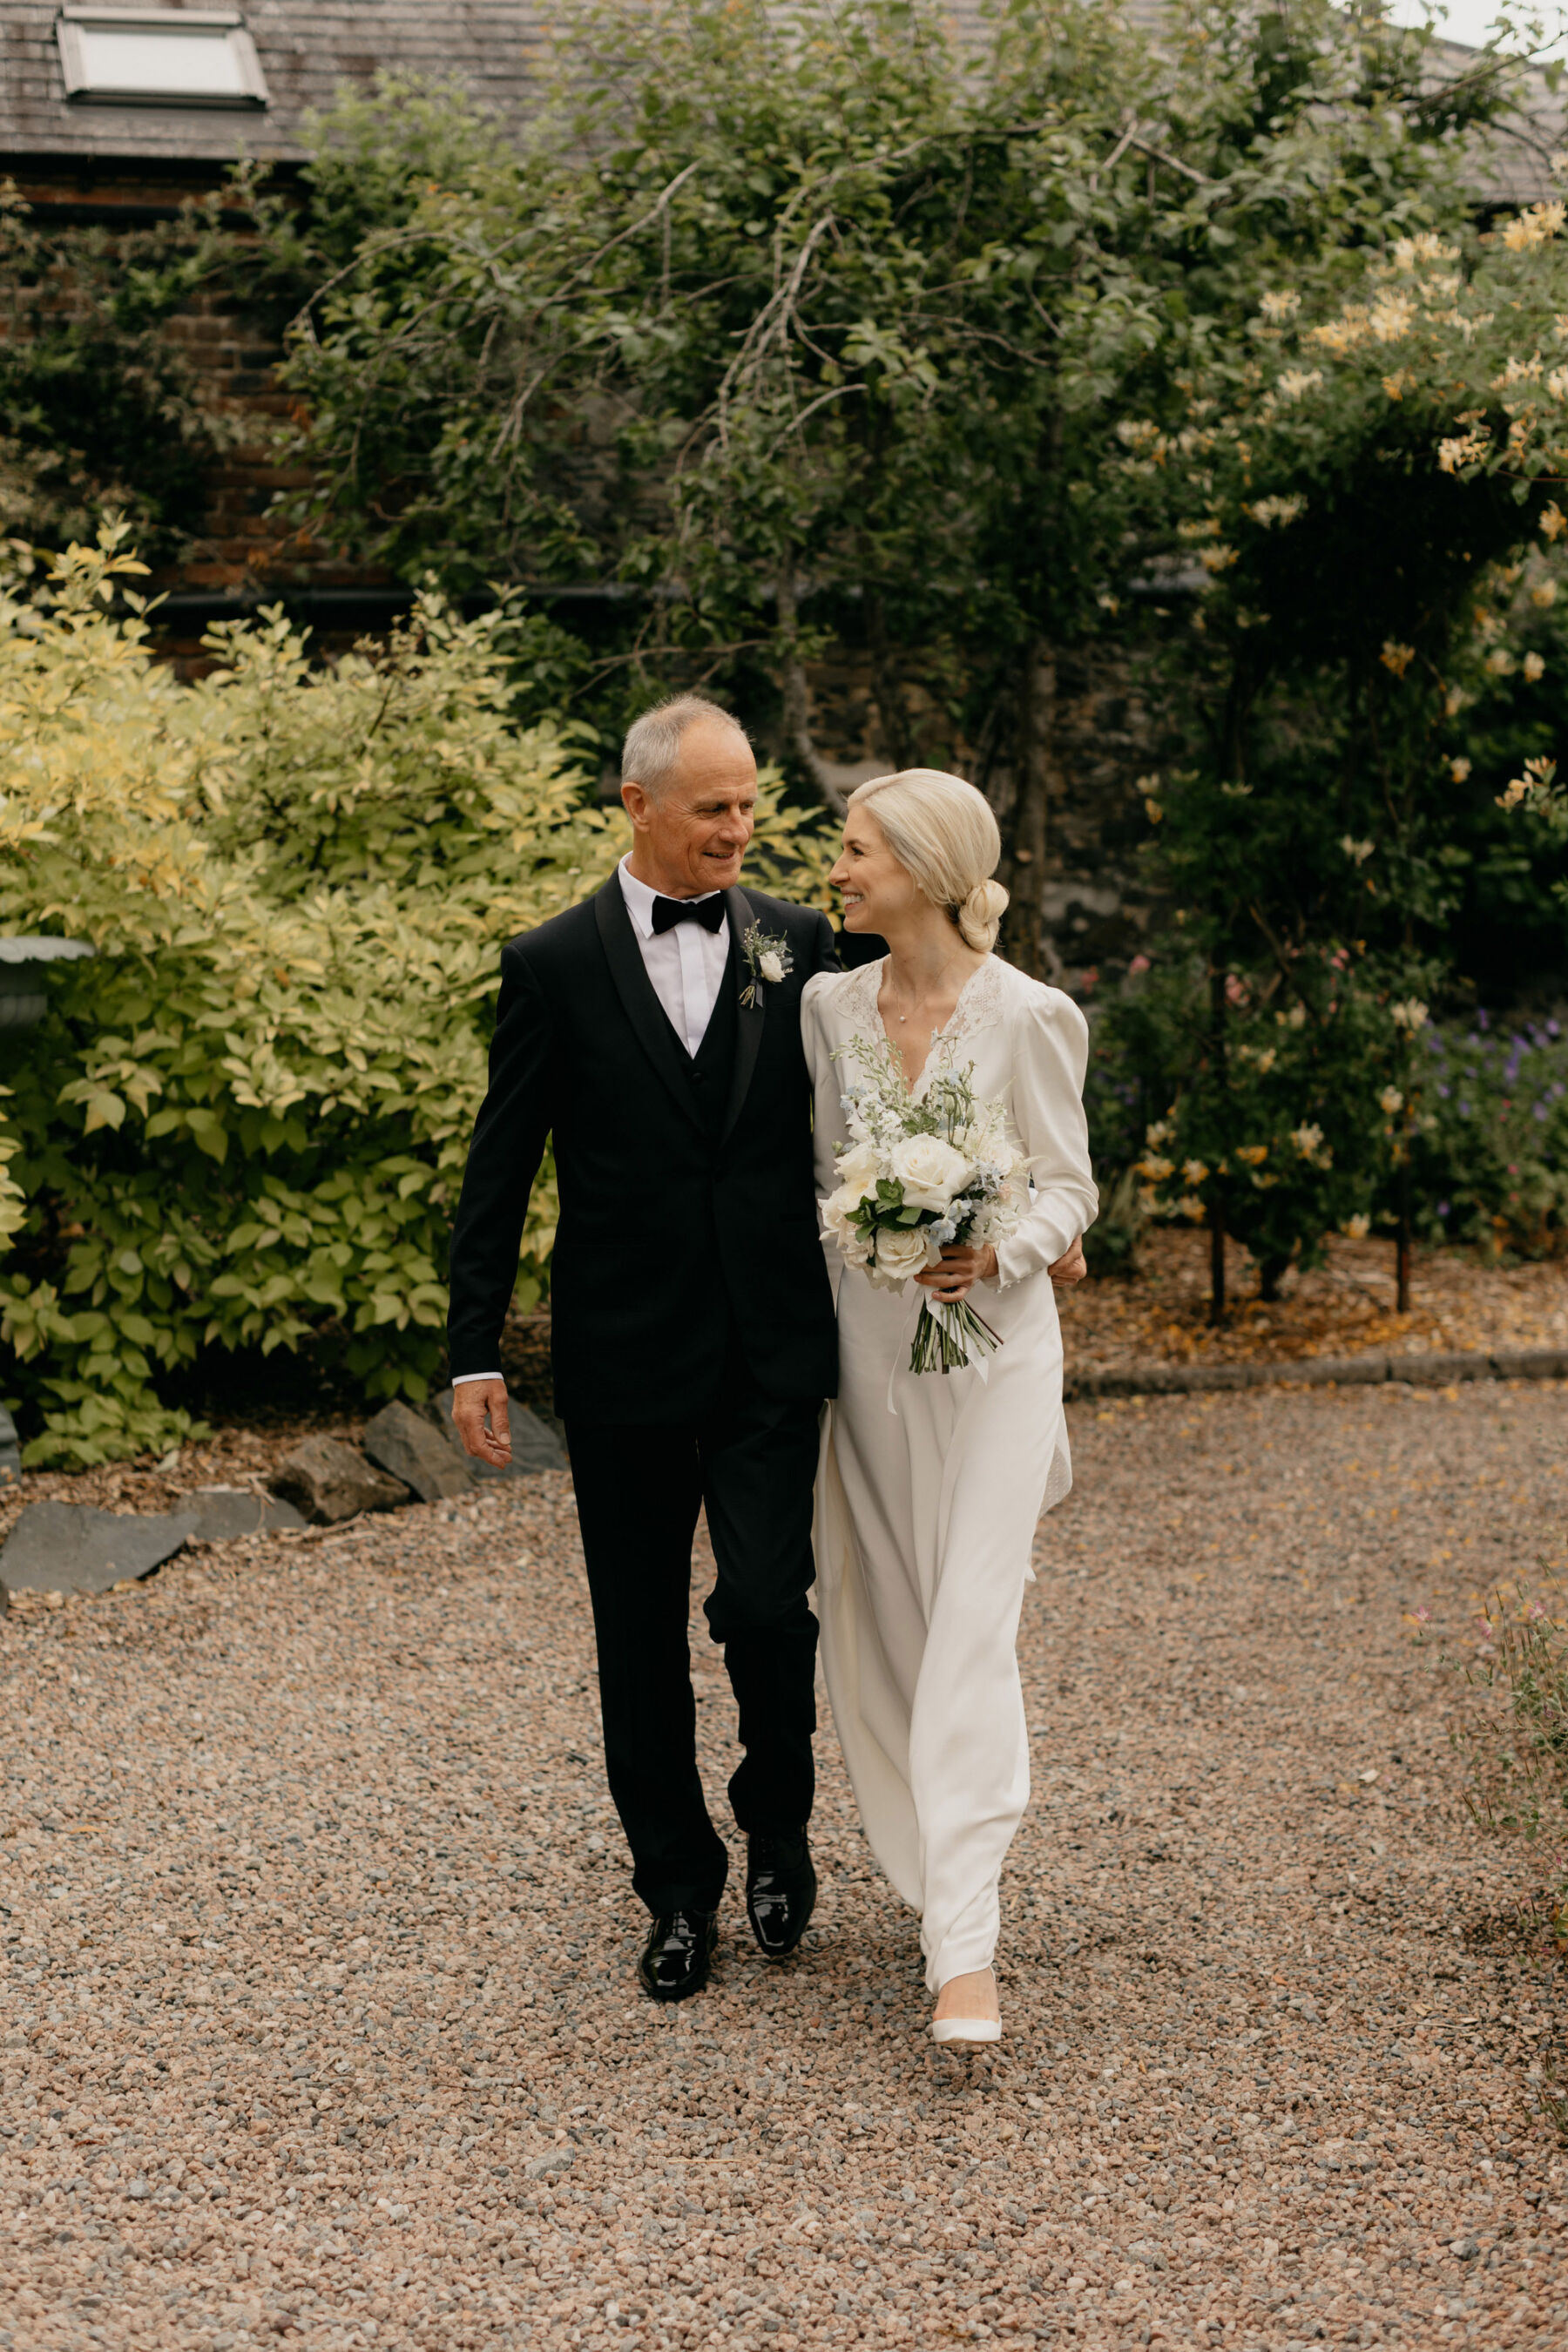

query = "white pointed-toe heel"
[[931, 1969, 1002, 2045], [931, 2015, 1002, 2046]]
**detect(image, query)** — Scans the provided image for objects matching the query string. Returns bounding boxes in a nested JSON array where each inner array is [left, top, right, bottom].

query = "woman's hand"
[[1047, 1237, 1087, 1286], [916, 1242, 998, 1302]]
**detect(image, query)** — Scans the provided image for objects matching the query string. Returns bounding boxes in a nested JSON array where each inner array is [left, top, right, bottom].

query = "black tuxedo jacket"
[[446, 875, 841, 1423]]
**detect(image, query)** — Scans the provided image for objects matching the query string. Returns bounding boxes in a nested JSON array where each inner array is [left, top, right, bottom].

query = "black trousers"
[[564, 1367, 822, 1916]]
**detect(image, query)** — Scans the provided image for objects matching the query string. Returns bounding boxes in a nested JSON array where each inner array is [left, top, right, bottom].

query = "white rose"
[[821, 1184, 868, 1247], [868, 1225, 936, 1289], [889, 1132, 971, 1213], [834, 1139, 881, 1197], [758, 949, 786, 983]]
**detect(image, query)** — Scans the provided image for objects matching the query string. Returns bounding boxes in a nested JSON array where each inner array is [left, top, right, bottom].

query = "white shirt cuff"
[[450, 1372, 505, 1385]]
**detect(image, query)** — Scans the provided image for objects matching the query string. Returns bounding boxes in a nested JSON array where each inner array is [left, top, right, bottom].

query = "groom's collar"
[[617, 856, 724, 939]]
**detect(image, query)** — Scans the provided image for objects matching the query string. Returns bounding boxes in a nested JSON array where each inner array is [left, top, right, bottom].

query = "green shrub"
[[0, 527, 833, 1466], [1413, 1017, 1568, 1258], [1094, 950, 1414, 1297]]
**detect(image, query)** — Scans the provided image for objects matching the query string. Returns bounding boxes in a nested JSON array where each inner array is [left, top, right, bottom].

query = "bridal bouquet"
[[821, 1036, 1027, 1374]]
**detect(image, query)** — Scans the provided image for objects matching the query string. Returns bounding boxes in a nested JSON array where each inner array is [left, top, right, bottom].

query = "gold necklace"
[[886, 956, 965, 1027]]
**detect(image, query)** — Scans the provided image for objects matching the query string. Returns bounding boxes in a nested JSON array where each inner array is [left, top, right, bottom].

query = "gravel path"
[[3, 1381, 1566, 2352]]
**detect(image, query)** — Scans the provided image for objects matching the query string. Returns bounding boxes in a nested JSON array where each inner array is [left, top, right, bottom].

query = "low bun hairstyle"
[[847, 767, 1010, 953]]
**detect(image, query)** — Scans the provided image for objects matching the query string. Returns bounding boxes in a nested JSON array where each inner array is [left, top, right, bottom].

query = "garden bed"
[[1060, 1229, 1568, 1382]]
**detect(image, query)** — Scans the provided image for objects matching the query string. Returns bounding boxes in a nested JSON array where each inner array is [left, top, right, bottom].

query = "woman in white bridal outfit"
[[801, 769, 1096, 2046]]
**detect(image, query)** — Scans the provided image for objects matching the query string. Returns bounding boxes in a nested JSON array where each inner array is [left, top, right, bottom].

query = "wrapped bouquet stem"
[[821, 1034, 1027, 1378], [909, 1288, 1004, 1375]]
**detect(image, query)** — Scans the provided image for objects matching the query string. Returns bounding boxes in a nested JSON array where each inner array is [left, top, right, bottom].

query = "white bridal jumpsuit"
[[802, 955, 1097, 1992]]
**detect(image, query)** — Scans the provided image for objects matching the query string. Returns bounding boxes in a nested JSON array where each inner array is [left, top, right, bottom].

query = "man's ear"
[[622, 781, 649, 828]]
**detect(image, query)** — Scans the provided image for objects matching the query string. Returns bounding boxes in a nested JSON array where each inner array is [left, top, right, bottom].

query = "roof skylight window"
[[56, 7, 270, 109]]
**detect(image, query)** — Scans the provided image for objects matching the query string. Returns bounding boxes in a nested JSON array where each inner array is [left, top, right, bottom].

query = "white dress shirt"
[[613, 856, 730, 1056], [453, 859, 732, 1389]]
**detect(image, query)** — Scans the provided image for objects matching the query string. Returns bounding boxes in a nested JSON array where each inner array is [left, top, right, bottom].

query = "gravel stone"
[[268, 1435, 410, 1524], [1, 1381, 1565, 2351]]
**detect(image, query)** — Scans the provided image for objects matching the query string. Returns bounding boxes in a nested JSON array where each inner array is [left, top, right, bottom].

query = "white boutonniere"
[[740, 922, 793, 1009]]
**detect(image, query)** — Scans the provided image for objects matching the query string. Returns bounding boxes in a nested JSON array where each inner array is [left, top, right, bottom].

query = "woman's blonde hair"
[[848, 767, 1009, 953]]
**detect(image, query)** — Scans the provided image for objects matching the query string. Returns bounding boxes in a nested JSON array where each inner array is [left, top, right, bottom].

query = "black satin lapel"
[[592, 881, 706, 1134], [720, 886, 765, 1145]]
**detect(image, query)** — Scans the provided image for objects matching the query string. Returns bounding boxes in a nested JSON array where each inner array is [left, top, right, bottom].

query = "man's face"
[[622, 718, 758, 896]]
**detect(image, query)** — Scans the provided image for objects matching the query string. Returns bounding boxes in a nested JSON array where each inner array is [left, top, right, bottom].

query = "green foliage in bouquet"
[[0, 527, 831, 1466]]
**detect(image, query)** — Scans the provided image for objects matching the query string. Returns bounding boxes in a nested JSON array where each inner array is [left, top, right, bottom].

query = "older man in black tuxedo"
[[447, 695, 839, 2002]]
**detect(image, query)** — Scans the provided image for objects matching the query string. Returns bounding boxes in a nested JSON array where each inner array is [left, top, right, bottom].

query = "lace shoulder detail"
[[808, 956, 885, 1032], [936, 955, 1010, 1049]]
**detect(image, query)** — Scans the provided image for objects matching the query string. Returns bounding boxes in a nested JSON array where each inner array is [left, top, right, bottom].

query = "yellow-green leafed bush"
[[0, 530, 624, 1463], [0, 529, 838, 1466]]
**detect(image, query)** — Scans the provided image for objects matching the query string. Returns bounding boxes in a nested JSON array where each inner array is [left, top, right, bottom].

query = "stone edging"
[[1064, 1345, 1568, 1403]]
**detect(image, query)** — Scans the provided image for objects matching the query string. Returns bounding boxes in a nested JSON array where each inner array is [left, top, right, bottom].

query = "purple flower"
[[1437, 1084, 1451, 1098], [1437, 1200, 1450, 1217], [1478, 1009, 1490, 1031]]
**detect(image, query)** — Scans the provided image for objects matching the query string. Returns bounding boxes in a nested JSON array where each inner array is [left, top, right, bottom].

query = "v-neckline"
[[878, 954, 992, 1094]]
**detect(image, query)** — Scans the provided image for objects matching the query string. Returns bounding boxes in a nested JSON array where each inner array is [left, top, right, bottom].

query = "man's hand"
[[452, 1378, 512, 1468], [1048, 1237, 1088, 1286]]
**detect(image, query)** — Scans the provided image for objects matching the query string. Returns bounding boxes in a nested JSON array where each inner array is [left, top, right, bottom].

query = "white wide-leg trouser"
[[814, 1269, 1070, 1993]]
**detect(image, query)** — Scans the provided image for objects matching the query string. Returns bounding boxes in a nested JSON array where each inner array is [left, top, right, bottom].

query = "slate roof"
[[0, 0, 552, 166], [0, 0, 1558, 204]]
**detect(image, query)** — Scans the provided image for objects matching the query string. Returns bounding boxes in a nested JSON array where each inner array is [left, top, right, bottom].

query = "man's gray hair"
[[620, 693, 751, 797]]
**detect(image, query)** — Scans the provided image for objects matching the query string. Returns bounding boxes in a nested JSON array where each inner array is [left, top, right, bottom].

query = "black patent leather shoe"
[[638, 1908, 719, 2003], [745, 1828, 817, 1959]]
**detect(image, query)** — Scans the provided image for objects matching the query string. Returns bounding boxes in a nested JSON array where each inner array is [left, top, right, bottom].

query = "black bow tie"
[[652, 894, 726, 936]]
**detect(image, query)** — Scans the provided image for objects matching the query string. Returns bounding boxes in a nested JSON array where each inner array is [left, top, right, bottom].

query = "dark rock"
[[361, 1400, 474, 1504], [185, 1488, 307, 1540], [427, 1388, 567, 1476], [0, 1402, 18, 1488], [1287, 1355, 1389, 1388], [268, 1437, 409, 1526], [1490, 1346, 1568, 1381], [1166, 1362, 1255, 1394], [0, 1501, 193, 1597], [1400, 1351, 1485, 1387]]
